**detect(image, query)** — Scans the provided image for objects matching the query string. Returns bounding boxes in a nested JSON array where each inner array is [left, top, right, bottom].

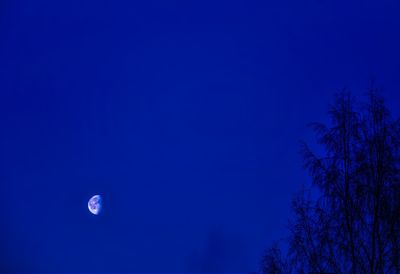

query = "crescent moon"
[[88, 194, 102, 215]]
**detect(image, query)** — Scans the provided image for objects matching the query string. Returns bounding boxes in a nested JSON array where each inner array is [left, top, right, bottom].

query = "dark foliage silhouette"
[[262, 89, 400, 273]]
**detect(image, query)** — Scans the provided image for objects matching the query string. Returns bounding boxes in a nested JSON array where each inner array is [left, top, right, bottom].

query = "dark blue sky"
[[1, 0, 400, 272]]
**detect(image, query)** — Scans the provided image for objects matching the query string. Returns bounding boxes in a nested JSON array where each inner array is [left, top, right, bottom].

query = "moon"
[[88, 194, 102, 215]]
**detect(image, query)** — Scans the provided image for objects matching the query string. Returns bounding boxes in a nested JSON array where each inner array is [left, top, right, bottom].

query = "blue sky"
[[0, 0, 400, 272]]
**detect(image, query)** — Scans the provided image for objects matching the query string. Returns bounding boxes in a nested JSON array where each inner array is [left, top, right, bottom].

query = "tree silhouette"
[[262, 89, 400, 273]]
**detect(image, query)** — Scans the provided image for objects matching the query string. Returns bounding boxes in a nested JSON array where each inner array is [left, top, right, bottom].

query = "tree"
[[262, 89, 400, 273]]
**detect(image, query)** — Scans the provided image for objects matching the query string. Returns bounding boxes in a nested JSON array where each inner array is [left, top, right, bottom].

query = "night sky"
[[1, 0, 400, 272]]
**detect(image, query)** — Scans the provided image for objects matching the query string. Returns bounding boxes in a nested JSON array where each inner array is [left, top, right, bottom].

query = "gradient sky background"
[[1, 0, 400, 272]]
